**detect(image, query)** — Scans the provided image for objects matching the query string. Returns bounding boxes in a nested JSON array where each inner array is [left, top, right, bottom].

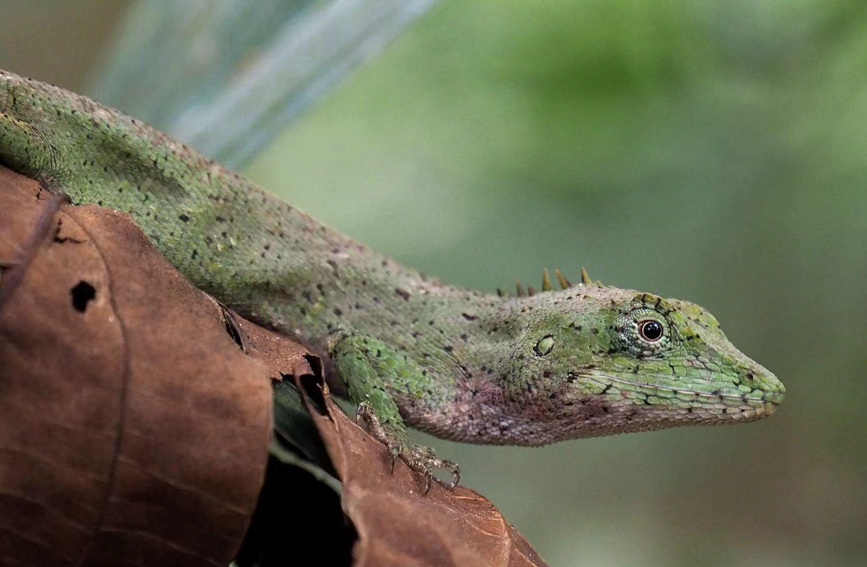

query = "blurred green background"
[[3, 1, 866, 565]]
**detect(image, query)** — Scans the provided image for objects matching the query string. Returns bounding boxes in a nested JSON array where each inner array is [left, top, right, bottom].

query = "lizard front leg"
[[328, 331, 460, 491]]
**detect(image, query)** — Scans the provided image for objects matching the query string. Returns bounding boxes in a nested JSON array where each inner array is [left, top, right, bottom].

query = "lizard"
[[0, 69, 785, 487]]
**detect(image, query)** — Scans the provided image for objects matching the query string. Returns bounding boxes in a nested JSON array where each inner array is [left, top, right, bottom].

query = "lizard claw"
[[442, 460, 460, 489], [401, 446, 460, 494], [356, 402, 461, 492], [389, 445, 400, 474], [425, 458, 460, 492]]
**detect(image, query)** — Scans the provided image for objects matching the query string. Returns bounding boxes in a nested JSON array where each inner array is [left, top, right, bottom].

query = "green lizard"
[[0, 70, 785, 487]]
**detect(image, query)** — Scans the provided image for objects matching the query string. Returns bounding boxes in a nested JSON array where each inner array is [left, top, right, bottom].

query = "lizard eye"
[[638, 320, 664, 342], [614, 307, 673, 355]]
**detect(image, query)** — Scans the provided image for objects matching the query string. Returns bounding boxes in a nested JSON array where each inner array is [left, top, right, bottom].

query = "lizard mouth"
[[577, 372, 784, 411]]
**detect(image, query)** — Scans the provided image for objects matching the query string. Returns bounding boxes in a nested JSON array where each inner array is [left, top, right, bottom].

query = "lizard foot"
[[356, 402, 460, 493]]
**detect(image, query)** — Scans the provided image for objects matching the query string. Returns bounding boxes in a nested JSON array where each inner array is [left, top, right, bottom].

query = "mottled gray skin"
[[0, 71, 785, 480]]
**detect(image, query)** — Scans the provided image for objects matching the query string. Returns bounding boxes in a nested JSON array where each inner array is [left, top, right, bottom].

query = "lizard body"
[[0, 70, 785, 481]]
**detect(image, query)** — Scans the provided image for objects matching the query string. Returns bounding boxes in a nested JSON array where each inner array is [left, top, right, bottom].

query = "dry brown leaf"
[[302, 381, 549, 567], [231, 314, 316, 382], [0, 166, 284, 566], [0, 164, 549, 567]]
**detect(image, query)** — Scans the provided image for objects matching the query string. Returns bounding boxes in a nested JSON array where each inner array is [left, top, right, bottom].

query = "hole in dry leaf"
[[70, 281, 96, 312], [304, 354, 323, 380]]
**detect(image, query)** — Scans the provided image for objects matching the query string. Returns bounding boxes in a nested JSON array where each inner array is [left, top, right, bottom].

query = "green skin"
[[0, 70, 785, 483]]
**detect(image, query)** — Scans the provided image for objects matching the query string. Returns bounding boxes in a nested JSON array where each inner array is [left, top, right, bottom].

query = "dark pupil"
[[639, 320, 663, 341]]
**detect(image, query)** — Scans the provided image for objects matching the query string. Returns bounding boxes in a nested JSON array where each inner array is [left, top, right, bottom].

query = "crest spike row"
[[497, 288, 507, 298], [555, 269, 571, 289], [541, 269, 553, 291], [516, 281, 526, 297], [527, 285, 537, 296], [580, 267, 593, 286]]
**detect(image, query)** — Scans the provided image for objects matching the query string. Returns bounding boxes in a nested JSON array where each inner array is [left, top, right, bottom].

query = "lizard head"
[[499, 281, 785, 443]]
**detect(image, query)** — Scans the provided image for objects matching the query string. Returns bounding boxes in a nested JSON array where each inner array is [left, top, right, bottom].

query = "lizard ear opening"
[[534, 335, 555, 356]]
